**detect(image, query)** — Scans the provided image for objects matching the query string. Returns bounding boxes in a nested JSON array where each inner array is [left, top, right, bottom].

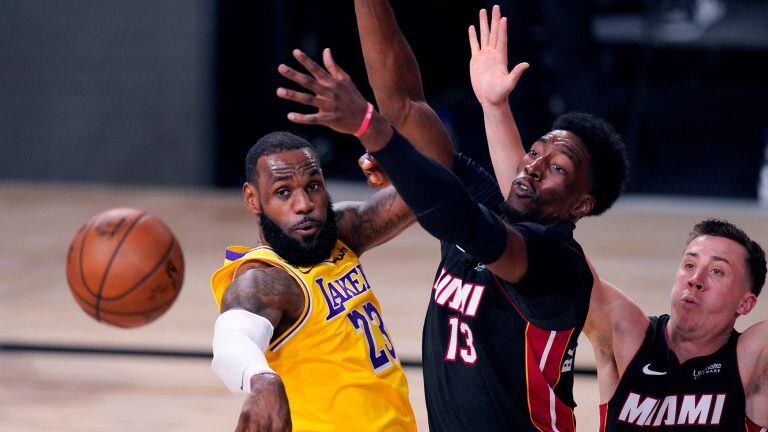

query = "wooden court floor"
[[1, 181, 766, 431]]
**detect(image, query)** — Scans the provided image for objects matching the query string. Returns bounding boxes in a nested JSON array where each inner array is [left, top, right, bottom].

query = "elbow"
[[378, 98, 413, 130], [211, 346, 243, 393]]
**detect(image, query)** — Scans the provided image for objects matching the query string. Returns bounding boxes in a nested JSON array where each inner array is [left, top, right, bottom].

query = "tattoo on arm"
[[336, 187, 415, 255], [220, 265, 303, 328]]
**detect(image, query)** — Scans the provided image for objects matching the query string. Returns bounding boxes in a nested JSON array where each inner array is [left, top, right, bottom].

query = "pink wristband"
[[353, 102, 375, 137]]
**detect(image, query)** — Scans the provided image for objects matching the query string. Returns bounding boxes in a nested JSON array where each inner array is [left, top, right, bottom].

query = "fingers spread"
[[489, 5, 500, 48], [479, 8, 489, 47], [468, 25, 479, 55], [498, 17, 508, 53], [292, 49, 332, 82], [277, 64, 323, 94], [276, 87, 320, 108], [322, 48, 349, 80], [507, 62, 530, 88], [287, 112, 333, 125]]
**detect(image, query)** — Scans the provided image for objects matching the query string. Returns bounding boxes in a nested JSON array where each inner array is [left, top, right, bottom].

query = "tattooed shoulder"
[[221, 265, 302, 315]]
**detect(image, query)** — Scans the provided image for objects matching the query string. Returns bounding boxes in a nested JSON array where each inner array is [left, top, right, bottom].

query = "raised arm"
[[276, 49, 415, 256], [354, 0, 453, 167], [360, 123, 532, 282], [468, 5, 529, 198], [739, 320, 768, 425], [584, 275, 648, 402], [213, 264, 303, 432], [277, 48, 527, 281]]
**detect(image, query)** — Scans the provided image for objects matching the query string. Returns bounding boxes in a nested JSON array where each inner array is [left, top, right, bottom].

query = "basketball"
[[65, 207, 185, 328]]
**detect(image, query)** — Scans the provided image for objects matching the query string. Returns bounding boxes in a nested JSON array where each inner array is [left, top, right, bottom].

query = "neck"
[[255, 227, 267, 245], [666, 316, 733, 363]]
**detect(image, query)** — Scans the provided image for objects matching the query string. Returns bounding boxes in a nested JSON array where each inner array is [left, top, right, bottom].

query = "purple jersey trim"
[[225, 249, 247, 262]]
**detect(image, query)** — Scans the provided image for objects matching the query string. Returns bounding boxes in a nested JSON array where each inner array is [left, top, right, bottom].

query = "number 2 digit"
[[347, 302, 397, 373]]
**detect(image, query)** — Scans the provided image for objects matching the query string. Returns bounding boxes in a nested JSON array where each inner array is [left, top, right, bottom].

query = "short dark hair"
[[245, 131, 317, 183], [552, 112, 628, 216], [687, 218, 766, 296]]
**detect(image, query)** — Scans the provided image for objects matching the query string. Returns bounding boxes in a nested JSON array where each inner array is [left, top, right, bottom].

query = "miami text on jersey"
[[618, 392, 727, 426], [433, 268, 486, 317]]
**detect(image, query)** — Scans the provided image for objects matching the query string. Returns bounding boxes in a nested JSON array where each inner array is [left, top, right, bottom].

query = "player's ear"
[[572, 194, 595, 220], [736, 292, 757, 316], [243, 182, 261, 216]]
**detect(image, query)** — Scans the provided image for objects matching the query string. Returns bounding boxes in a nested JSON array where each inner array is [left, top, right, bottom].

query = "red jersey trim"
[[525, 322, 576, 432], [746, 416, 767, 432]]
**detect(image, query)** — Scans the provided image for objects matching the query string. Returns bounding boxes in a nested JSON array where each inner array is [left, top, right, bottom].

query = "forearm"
[[354, 0, 453, 167], [482, 103, 525, 199], [212, 309, 275, 393], [366, 129, 506, 263], [354, 0, 423, 112]]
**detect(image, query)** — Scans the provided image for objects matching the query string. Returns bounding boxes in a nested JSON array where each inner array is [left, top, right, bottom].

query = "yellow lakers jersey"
[[210, 240, 416, 432]]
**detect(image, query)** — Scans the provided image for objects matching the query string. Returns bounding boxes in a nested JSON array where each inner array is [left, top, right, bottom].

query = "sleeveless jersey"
[[210, 241, 416, 432], [423, 222, 593, 432], [600, 314, 754, 431], [418, 153, 593, 431]]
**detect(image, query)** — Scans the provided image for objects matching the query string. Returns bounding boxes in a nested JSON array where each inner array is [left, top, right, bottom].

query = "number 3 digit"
[[347, 302, 397, 373], [446, 316, 477, 364]]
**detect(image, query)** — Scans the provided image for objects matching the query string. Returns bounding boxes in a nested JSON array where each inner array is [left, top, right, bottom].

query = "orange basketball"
[[65, 208, 185, 328]]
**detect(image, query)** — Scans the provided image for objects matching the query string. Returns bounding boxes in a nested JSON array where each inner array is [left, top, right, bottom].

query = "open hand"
[[277, 48, 369, 135], [468, 5, 529, 108]]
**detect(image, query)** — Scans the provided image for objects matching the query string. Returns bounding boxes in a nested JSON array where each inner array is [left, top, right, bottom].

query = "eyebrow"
[[684, 252, 732, 265], [269, 174, 292, 183], [557, 145, 580, 165], [535, 137, 581, 165]]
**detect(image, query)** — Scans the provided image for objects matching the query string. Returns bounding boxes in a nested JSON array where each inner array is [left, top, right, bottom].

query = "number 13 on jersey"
[[446, 316, 477, 364]]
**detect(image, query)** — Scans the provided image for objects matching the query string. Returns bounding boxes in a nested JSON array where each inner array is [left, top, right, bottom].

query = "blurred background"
[[2, 0, 768, 196], [2, 1, 768, 430]]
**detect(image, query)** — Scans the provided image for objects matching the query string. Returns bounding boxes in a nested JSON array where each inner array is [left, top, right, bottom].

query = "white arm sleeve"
[[211, 308, 276, 393]]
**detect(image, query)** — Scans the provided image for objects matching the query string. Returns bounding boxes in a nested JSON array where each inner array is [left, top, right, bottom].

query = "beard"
[[259, 201, 338, 267], [498, 201, 536, 224]]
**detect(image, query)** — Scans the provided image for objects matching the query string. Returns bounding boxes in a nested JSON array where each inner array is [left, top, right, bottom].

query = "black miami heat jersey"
[[423, 153, 593, 432], [601, 315, 752, 431]]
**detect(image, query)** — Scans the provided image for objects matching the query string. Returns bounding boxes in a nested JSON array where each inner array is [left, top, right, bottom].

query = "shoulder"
[[221, 262, 303, 314], [740, 319, 768, 349], [738, 320, 768, 382], [587, 278, 649, 371], [511, 221, 575, 245], [514, 222, 587, 274]]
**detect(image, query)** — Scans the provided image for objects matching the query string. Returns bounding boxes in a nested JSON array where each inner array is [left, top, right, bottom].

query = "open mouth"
[[293, 221, 320, 236], [512, 179, 535, 199]]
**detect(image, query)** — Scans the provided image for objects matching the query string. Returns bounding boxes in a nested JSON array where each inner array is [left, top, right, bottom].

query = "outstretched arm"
[[469, 5, 529, 198], [739, 320, 768, 425], [354, 0, 453, 168], [276, 49, 415, 256], [213, 264, 302, 432], [277, 48, 526, 281], [584, 275, 648, 403]]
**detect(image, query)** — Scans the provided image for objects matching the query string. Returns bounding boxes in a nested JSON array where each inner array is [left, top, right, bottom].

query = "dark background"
[[3, 0, 767, 197]]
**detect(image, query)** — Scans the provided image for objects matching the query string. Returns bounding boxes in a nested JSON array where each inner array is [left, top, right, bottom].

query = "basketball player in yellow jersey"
[[209, 48, 453, 432]]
